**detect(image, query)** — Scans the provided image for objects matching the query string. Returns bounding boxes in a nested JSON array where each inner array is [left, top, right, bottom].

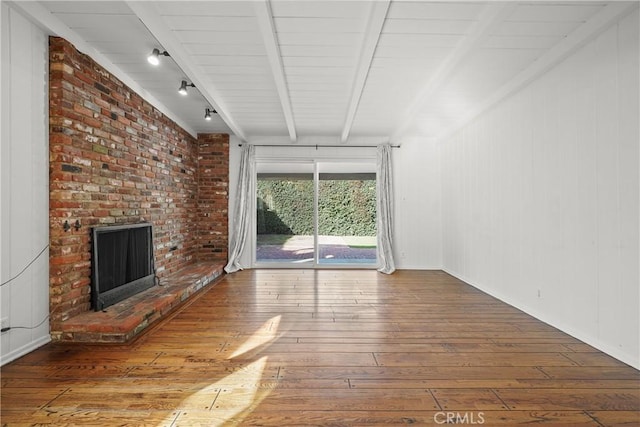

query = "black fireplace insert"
[[91, 223, 156, 311]]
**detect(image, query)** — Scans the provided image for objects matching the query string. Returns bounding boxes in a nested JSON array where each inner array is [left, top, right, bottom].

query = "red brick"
[[48, 37, 229, 342]]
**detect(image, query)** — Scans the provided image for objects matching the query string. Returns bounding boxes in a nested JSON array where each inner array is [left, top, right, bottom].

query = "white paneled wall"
[[441, 12, 639, 369], [393, 138, 442, 269], [1, 3, 50, 365]]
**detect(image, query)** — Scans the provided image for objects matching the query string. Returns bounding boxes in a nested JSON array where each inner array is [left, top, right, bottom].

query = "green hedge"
[[257, 179, 376, 236], [257, 180, 314, 234]]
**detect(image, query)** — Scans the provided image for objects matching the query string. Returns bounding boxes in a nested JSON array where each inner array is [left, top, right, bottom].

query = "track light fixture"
[[147, 48, 169, 66], [178, 80, 195, 95], [204, 107, 217, 121], [147, 51, 217, 120]]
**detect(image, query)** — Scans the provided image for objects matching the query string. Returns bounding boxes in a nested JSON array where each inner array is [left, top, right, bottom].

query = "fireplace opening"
[[91, 223, 156, 311]]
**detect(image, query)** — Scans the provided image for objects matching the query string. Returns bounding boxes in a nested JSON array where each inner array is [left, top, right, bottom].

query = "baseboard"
[[395, 262, 443, 270], [1, 334, 51, 367], [442, 268, 640, 370]]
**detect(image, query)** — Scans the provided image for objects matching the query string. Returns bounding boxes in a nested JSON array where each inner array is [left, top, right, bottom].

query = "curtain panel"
[[376, 144, 396, 274], [224, 144, 255, 273]]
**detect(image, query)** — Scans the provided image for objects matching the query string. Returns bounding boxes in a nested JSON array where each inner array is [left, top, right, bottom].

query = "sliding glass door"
[[317, 163, 377, 265], [255, 161, 377, 268], [256, 162, 315, 264]]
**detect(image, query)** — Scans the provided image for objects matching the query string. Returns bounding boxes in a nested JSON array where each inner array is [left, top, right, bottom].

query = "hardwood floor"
[[2, 269, 639, 426]]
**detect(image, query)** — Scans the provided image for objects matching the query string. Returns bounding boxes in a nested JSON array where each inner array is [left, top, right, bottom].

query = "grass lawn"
[[341, 236, 376, 248]]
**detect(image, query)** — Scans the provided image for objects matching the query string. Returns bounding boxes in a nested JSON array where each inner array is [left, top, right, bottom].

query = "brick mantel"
[[48, 37, 228, 341]]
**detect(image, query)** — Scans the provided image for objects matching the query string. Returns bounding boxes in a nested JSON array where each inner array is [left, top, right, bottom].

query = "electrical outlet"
[[1, 317, 9, 331]]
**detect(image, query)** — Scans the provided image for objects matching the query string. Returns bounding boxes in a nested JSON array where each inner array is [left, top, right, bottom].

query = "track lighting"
[[204, 108, 217, 121], [147, 52, 215, 119], [147, 48, 169, 66], [178, 80, 195, 95]]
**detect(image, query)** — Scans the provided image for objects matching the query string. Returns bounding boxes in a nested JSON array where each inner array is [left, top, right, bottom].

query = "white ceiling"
[[12, 1, 638, 143]]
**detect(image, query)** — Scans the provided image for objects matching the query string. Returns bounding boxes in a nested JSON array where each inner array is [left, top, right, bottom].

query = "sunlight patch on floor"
[[229, 315, 282, 359], [161, 356, 272, 426]]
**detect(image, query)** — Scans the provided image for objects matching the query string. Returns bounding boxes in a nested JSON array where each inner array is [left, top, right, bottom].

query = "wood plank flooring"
[[2, 269, 639, 426]]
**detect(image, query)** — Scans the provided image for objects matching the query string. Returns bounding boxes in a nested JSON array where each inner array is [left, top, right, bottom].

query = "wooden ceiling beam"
[[254, 0, 297, 142], [434, 1, 639, 142], [340, 0, 390, 143], [391, 2, 517, 142], [8, 0, 199, 138], [126, 1, 248, 141]]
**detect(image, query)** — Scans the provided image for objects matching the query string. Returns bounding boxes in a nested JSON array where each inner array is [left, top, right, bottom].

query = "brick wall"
[[49, 37, 228, 337], [197, 134, 230, 261]]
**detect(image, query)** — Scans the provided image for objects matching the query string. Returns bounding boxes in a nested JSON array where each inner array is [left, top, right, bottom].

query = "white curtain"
[[376, 144, 396, 274], [224, 144, 255, 273]]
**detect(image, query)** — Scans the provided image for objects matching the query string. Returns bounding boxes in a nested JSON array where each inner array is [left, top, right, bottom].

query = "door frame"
[[252, 158, 378, 269]]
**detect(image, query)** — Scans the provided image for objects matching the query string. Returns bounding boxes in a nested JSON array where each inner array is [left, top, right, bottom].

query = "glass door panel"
[[317, 163, 377, 266], [256, 162, 314, 264]]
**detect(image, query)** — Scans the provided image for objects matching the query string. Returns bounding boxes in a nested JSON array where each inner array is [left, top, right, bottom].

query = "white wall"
[[228, 137, 442, 270], [393, 137, 442, 269], [0, 3, 50, 365], [440, 12, 639, 369]]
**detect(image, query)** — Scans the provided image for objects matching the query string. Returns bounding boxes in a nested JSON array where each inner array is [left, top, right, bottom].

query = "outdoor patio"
[[256, 235, 377, 264]]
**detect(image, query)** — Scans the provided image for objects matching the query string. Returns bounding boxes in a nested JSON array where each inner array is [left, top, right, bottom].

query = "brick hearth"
[[58, 262, 224, 343]]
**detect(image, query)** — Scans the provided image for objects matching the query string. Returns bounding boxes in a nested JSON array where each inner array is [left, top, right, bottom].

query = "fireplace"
[[91, 223, 156, 311]]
